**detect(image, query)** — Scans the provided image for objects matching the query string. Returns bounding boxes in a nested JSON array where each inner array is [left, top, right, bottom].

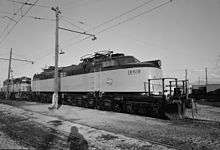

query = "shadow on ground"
[[67, 126, 88, 150]]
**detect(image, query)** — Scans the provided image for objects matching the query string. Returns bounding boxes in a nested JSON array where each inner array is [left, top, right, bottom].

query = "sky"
[[0, 0, 220, 86]]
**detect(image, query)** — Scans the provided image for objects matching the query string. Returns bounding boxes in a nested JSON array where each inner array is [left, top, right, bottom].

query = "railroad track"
[[1, 100, 219, 150], [0, 105, 177, 150]]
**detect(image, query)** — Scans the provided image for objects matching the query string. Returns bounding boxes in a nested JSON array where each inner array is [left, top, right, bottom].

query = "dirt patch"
[[47, 120, 63, 126], [1, 100, 220, 150], [0, 103, 174, 150], [0, 111, 69, 149], [97, 134, 118, 141], [0, 130, 29, 149]]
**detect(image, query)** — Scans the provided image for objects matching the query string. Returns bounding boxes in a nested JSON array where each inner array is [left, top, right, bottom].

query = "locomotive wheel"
[[98, 101, 104, 110], [126, 103, 133, 114], [113, 103, 122, 112], [154, 104, 161, 116], [88, 99, 95, 108], [102, 99, 111, 111], [84, 100, 89, 108], [137, 104, 146, 115]]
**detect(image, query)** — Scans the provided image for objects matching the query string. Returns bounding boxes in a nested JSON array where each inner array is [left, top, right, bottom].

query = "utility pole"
[[0, 48, 33, 99], [185, 69, 187, 81], [205, 67, 208, 86], [205, 67, 208, 92], [49, 6, 96, 109], [6, 48, 12, 99], [50, 6, 61, 109], [185, 69, 188, 98]]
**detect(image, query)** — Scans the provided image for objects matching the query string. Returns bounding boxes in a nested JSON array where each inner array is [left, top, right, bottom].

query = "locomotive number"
[[128, 69, 141, 75]]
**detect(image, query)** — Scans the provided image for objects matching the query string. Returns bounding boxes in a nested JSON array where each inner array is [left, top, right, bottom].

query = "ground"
[[0, 99, 219, 150]]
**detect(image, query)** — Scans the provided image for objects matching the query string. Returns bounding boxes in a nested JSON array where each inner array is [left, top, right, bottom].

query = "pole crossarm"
[[0, 57, 34, 64], [49, 6, 97, 109], [58, 27, 96, 38]]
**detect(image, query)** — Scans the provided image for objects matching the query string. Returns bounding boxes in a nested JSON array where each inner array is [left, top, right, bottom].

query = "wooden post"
[[6, 48, 12, 99], [50, 6, 61, 109]]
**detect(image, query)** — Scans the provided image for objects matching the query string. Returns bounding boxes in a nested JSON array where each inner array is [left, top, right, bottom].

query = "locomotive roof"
[[80, 51, 125, 62], [3, 76, 31, 85], [33, 51, 161, 80]]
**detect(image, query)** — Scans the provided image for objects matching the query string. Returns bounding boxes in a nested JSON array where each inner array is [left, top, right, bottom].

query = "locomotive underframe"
[[0, 77, 187, 119]]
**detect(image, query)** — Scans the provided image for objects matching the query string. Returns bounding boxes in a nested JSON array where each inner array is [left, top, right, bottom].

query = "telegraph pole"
[[0, 49, 33, 99], [205, 67, 208, 86], [49, 6, 96, 109], [205, 67, 208, 92], [185, 69, 187, 81], [50, 6, 61, 109], [6, 48, 12, 99], [185, 69, 188, 98]]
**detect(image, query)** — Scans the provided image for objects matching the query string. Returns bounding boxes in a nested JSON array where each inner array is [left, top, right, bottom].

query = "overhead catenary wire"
[[0, 11, 55, 21], [16, 0, 170, 64], [0, 0, 55, 63], [31, 0, 173, 65], [0, 1, 27, 39], [35, 0, 173, 63], [31, 16, 87, 63], [0, 0, 40, 46], [96, 0, 172, 34], [0, 1, 63, 64], [91, 0, 155, 31], [62, 0, 173, 50], [62, 0, 103, 9], [0, 57, 34, 64], [6, 0, 51, 9], [0, 11, 18, 15], [25, 15, 55, 21], [60, 15, 87, 32], [58, 0, 156, 48]]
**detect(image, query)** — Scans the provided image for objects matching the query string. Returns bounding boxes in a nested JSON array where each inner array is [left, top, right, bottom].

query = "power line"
[[0, 11, 17, 15], [33, 17, 92, 63], [60, 15, 87, 32], [92, 0, 155, 31], [31, 0, 172, 64], [25, 15, 55, 21], [6, 0, 51, 8], [33, 49, 53, 62], [0, 0, 53, 33], [62, 0, 103, 9], [58, 0, 156, 50], [0, 0, 40, 46], [96, 0, 172, 34], [0, 1, 27, 39], [0, 57, 34, 64], [62, 0, 173, 50], [3, 0, 27, 15], [0, 12, 55, 21], [58, 27, 96, 40], [0, 0, 28, 40]]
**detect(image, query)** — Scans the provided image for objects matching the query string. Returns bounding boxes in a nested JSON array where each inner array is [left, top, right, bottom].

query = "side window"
[[102, 60, 116, 67], [118, 57, 136, 65], [60, 72, 67, 77]]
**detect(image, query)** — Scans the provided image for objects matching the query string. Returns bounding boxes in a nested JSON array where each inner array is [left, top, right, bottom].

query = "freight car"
[[1, 51, 187, 119]]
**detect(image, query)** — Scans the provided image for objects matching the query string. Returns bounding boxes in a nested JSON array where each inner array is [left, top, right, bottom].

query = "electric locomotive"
[[1, 51, 187, 118], [32, 51, 182, 118]]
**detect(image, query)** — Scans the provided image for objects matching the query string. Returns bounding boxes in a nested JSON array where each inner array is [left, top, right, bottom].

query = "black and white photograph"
[[0, 0, 219, 149]]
